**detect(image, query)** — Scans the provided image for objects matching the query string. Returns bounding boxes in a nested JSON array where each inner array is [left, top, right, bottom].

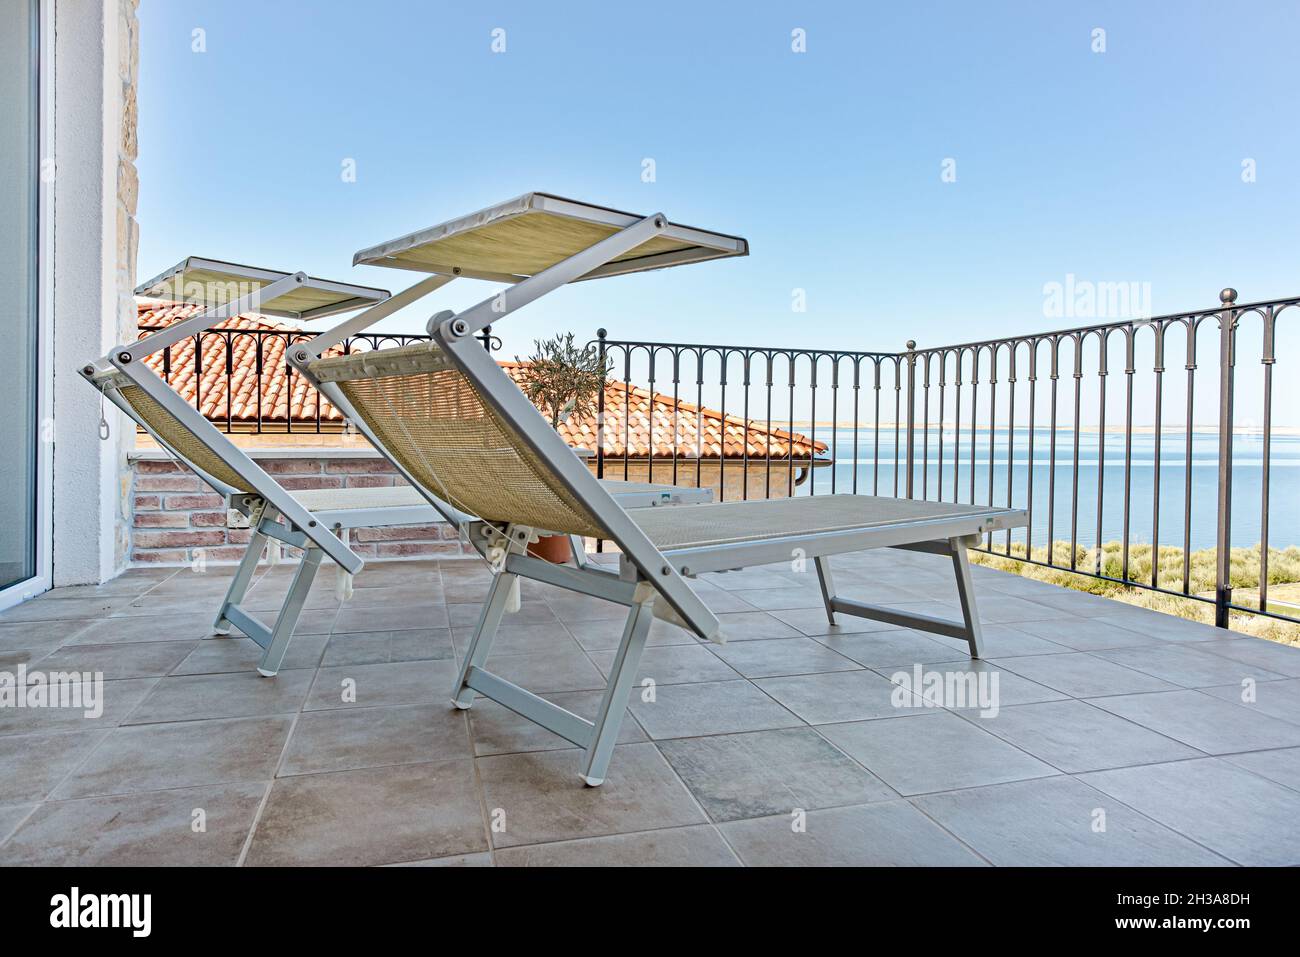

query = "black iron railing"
[[136, 323, 499, 433], [593, 289, 1300, 632]]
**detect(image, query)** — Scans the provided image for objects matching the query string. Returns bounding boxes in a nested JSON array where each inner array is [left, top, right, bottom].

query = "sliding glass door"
[[0, 0, 43, 596]]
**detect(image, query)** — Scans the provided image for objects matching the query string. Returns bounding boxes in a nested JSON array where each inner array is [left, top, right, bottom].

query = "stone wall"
[[114, 0, 141, 569]]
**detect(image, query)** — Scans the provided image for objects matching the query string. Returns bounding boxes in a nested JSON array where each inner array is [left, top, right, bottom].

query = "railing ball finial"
[[1220, 288, 1238, 305], [597, 328, 607, 340], [905, 340, 917, 351]]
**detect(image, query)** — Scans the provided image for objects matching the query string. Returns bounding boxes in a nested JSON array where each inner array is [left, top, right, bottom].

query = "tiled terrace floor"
[[2, 549, 1299, 866]]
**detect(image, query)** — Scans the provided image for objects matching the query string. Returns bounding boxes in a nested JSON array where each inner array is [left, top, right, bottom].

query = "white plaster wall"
[[50, 0, 131, 585]]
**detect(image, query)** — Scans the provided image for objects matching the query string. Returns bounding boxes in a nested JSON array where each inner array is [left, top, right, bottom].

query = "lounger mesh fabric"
[[310, 342, 610, 538], [116, 383, 253, 492], [632, 495, 999, 551]]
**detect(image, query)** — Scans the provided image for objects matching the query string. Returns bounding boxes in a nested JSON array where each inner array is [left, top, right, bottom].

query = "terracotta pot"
[[527, 534, 573, 564]]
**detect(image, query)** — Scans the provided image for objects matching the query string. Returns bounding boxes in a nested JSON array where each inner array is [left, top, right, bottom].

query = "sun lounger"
[[80, 256, 709, 676], [301, 194, 1029, 784]]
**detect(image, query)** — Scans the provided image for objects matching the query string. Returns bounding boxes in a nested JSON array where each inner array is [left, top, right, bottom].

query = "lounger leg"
[[569, 534, 588, 568], [578, 598, 654, 787], [814, 556, 838, 626], [257, 546, 323, 677], [949, 538, 984, 659], [450, 570, 517, 709], [214, 526, 268, 635]]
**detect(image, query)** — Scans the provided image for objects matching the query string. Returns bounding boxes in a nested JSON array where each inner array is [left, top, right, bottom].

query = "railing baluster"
[[1183, 329, 1197, 595], [1213, 289, 1239, 628], [1094, 332, 1108, 576], [1259, 307, 1276, 612], [1122, 328, 1136, 583]]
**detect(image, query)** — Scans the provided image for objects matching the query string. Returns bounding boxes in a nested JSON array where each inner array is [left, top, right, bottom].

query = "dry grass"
[[971, 541, 1300, 648]]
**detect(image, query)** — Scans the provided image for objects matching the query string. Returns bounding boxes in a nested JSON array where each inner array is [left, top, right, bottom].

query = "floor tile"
[[125, 670, 312, 724], [451, 621, 583, 657], [928, 625, 1076, 659], [1201, 677, 1300, 725], [718, 800, 986, 866], [1094, 608, 1228, 643], [31, 640, 198, 680], [322, 628, 455, 666], [814, 628, 968, 669], [1080, 757, 1300, 866], [172, 633, 328, 675], [495, 825, 740, 866], [467, 690, 646, 756], [544, 593, 629, 622], [482, 649, 607, 694], [475, 742, 706, 847], [563, 617, 694, 651], [725, 588, 829, 612], [246, 759, 485, 866], [1012, 617, 1165, 652], [0, 677, 157, 736], [714, 612, 803, 640], [53, 715, 292, 798], [0, 731, 108, 805], [890, 657, 1068, 710], [1221, 748, 1300, 793], [304, 659, 459, 711], [1096, 644, 1287, 689], [447, 601, 553, 630], [1086, 689, 1300, 754], [0, 596, 130, 622], [1190, 637, 1300, 678], [960, 699, 1200, 773], [913, 776, 1228, 866], [991, 652, 1180, 698], [387, 852, 494, 867], [657, 727, 895, 822], [0, 805, 34, 844], [710, 637, 860, 678], [335, 602, 449, 633], [628, 679, 801, 739], [819, 710, 1058, 795], [768, 606, 900, 638], [0, 783, 266, 866], [590, 642, 740, 685], [754, 670, 919, 725], [63, 613, 217, 645], [279, 704, 471, 775]]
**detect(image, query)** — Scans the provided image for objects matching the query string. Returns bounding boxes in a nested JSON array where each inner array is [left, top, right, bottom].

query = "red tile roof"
[[137, 302, 827, 461]]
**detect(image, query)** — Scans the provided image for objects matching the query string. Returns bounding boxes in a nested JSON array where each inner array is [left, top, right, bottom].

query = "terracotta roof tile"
[[138, 302, 826, 460]]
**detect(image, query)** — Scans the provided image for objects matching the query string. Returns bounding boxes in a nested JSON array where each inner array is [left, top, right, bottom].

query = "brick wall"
[[129, 453, 465, 565]]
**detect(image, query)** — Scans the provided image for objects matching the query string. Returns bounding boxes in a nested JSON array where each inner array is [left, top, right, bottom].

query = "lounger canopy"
[[136, 256, 390, 320], [352, 192, 749, 282]]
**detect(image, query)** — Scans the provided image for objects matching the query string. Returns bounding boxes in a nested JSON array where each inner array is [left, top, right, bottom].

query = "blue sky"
[[137, 0, 1299, 420]]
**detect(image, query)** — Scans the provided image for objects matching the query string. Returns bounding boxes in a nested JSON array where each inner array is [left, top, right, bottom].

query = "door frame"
[[0, 0, 54, 611]]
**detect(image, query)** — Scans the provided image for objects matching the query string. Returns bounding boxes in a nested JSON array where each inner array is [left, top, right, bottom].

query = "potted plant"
[[516, 333, 608, 563]]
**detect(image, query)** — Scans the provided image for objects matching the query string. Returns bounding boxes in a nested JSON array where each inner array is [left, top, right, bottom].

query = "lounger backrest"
[[309, 342, 609, 538], [100, 370, 254, 492]]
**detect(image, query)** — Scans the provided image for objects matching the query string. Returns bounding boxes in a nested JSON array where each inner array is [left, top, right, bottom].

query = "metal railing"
[[593, 289, 1300, 631], [135, 324, 499, 433]]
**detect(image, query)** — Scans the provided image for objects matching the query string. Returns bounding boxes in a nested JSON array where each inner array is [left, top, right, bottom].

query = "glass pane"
[[0, 0, 39, 591]]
